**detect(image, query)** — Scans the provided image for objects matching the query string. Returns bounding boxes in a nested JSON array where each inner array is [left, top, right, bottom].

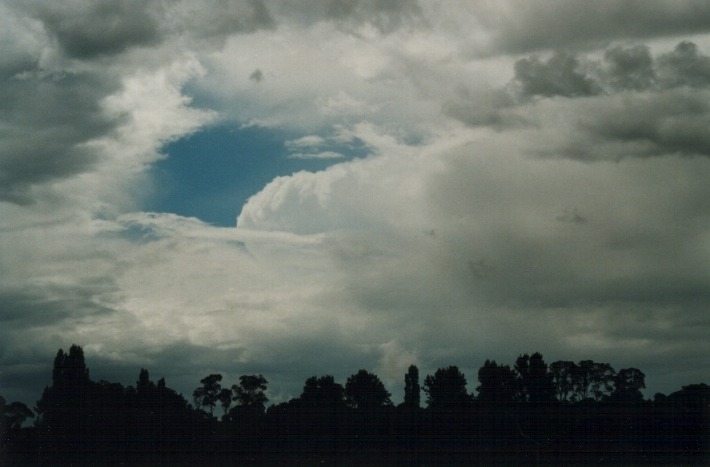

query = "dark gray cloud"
[[658, 40, 710, 88], [0, 282, 119, 335], [542, 88, 710, 160], [508, 41, 710, 102], [510, 42, 710, 159], [0, 70, 120, 204], [478, 0, 710, 54], [513, 51, 601, 98], [514, 41, 710, 98], [32, 0, 277, 58], [452, 40, 710, 161], [604, 45, 657, 91], [581, 90, 710, 157], [36, 1, 162, 59]]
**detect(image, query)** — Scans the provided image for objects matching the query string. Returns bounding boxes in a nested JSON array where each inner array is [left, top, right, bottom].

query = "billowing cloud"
[[513, 51, 601, 98], [658, 40, 710, 87], [604, 45, 657, 91]]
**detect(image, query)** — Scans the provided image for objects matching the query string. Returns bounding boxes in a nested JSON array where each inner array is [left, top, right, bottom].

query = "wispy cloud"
[[287, 151, 345, 160]]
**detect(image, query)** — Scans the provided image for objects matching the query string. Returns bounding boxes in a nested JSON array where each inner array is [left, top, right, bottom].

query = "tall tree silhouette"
[[345, 370, 392, 409], [403, 365, 421, 408], [514, 352, 554, 403], [423, 366, 470, 409], [35, 344, 91, 464], [193, 374, 223, 417], [549, 360, 577, 402], [231, 375, 268, 414], [218, 388, 232, 416]]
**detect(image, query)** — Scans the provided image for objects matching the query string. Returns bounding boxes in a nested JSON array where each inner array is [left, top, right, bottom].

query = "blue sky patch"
[[148, 124, 369, 226]]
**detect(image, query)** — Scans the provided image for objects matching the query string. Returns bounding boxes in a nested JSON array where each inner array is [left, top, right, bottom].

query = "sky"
[[2, 0, 710, 407]]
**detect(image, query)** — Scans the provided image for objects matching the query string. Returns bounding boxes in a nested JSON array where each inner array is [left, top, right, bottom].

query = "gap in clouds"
[[146, 124, 370, 226]]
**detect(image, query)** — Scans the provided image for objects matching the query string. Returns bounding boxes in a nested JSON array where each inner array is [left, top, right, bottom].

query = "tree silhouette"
[[423, 366, 470, 409], [218, 388, 232, 416], [476, 360, 516, 403], [300, 375, 346, 409], [193, 374, 223, 417], [612, 368, 645, 403], [549, 360, 577, 402], [514, 352, 554, 403], [137, 368, 155, 394], [345, 370, 392, 409], [7, 344, 710, 465], [573, 360, 616, 401], [34, 344, 92, 464], [50, 345, 90, 387], [2, 399, 34, 431], [403, 365, 421, 408], [231, 375, 268, 413]]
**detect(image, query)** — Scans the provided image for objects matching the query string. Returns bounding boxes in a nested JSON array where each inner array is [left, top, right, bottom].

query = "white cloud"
[[285, 135, 328, 149], [287, 151, 345, 160]]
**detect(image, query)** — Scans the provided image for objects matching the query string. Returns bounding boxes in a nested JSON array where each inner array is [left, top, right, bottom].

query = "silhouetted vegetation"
[[2, 345, 708, 465]]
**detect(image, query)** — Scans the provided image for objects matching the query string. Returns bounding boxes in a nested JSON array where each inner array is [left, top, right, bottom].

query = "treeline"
[[2, 345, 709, 465]]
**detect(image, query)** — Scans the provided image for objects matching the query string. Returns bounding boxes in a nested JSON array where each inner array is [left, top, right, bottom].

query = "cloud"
[[658, 40, 710, 87], [472, 0, 710, 54], [442, 85, 522, 129], [284, 132, 361, 160], [513, 51, 601, 98], [35, 0, 162, 59], [0, 69, 119, 204], [521, 87, 710, 161], [576, 89, 710, 158], [287, 151, 345, 160], [233, 136, 710, 396], [509, 40, 710, 100], [286, 135, 328, 149], [603, 45, 657, 91], [273, 0, 423, 34], [0, 2, 213, 206], [447, 41, 710, 163], [168, 0, 275, 40]]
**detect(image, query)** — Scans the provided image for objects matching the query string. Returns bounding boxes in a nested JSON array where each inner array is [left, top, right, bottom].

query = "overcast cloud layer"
[[2, 0, 710, 404]]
